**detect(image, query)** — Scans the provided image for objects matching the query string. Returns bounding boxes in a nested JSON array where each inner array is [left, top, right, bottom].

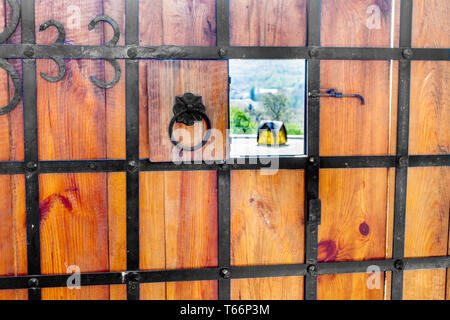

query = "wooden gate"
[[0, 0, 448, 300]]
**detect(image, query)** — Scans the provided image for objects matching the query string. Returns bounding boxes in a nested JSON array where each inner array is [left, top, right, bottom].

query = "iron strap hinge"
[[308, 199, 322, 225]]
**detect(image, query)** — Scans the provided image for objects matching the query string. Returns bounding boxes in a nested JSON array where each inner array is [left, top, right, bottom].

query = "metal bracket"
[[310, 89, 365, 105], [308, 199, 322, 225]]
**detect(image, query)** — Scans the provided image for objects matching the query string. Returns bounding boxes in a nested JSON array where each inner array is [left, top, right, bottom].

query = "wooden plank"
[[412, 0, 450, 48], [144, 60, 228, 162], [140, 171, 218, 300], [230, 170, 304, 299], [317, 169, 389, 300], [39, 173, 109, 300], [320, 61, 394, 156], [229, 0, 307, 46], [403, 167, 449, 300], [103, 0, 127, 301], [139, 0, 216, 46], [318, 273, 384, 300], [0, 175, 27, 300], [231, 277, 304, 300], [409, 61, 449, 155], [36, 0, 106, 161], [321, 0, 396, 47]]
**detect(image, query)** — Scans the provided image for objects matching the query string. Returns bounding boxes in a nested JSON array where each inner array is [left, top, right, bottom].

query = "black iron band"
[[0, 256, 447, 291]]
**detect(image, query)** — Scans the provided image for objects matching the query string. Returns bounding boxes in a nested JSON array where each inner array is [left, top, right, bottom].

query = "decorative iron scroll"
[[0, 3, 123, 117]]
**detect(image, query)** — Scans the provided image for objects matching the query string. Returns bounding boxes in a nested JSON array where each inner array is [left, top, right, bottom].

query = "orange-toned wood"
[[230, 170, 304, 299], [317, 169, 390, 300], [409, 61, 449, 155], [0, 175, 27, 300], [412, 0, 450, 48], [321, 0, 397, 47], [318, 273, 384, 300], [229, 0, 307, 46], [143, 60, 228, 162], [140, 171, 218, 300], [39, 173, 110, 300], [402, 167, 449, 300], [139, 0, 216, 46], [231, 277, 304, 300], [320, 61, 394, 156], [231, 170, 305, 266]]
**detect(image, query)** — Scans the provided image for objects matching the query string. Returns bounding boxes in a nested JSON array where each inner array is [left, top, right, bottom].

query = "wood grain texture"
[[39, 173, 109, 300], [231, 277, 304, 300], [403, 167, 449, 300], [320, 61, 395, 156], [409, 61, 449, 155], [412, 0, 450, 48], [139, 0, 216, 46], [317, 169, 390, 300], [143, 60, 228, 162], [321, 0, 396, 47], [229, 0, 307, 46], [0, 175, 27, 300], [318, 273, 384, 300], [230, 170, 304, 299], [231, 170, 305, 266], [140, 171, 218, 300]]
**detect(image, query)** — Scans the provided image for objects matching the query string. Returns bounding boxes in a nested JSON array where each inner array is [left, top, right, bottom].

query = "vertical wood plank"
[[409, 61, 449, 155], [317, 169, 389, 300], [412, 0, 450, 48], [139, 0, 216, 46], [40, 173, 109, 300], [403, 167, 449, 300], [231, 277, 304, 300], [320, 61, 394, 156], [0, 175, 27, 300], [36, 0, 106, 161], [229, 0, 307, 46], [230, 170, 304, 299], [321, 0, 395, 47], [145, 60, 228, 162], [140, 171, 218, 300]]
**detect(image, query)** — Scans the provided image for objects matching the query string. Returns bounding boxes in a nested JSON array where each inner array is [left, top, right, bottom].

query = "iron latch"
[[308, 199, 322, 225], [309, 89, 365, 105]]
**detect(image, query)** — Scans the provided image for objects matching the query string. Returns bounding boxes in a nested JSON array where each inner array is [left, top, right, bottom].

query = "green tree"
[[230, 107, 251, 134], [261, 92, 292, 122]]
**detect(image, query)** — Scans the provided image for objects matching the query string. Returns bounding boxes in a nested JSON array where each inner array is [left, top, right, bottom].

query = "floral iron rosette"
[[173, 92, 207, 126]]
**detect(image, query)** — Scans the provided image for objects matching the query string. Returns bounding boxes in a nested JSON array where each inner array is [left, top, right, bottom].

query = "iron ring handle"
[[168, 110, 212, 152]]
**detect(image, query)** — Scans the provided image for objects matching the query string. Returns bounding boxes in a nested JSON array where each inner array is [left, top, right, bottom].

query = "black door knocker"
[[168, 92, 212, 151]]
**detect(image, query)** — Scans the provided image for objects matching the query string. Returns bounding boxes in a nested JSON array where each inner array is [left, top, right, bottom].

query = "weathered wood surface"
[[409, 61, 449, 155], [403, 167, 449, 300], [230, 0, 307, 46], [412, 0, 450, 48], [321, 0, 398, 47], [317, 169, 390, 300], [142, 60, 228, 162], [230, 170, 304, 299], [35, 0, 127, 300], [140, 171, 218, 300], [139, 0, 216, 46]]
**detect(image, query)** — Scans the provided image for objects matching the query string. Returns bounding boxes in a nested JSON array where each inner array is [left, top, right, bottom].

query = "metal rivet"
[[394, 259, 404, 271], [308, 47, 319, 58], [24, 46, 34, 58], [127, 47, 137, 59], [26, 161, 38, 171], [28, 278, 39, 288], [126, 272, 140, 283], [89, 162, 96, 170], [127, 160, 138, 172], [218, 48, 227, 58], [220, 268, 231, 279], [309, 157, 315, 163], [402, 48, 413, 59], [307, 264, 317, 275]]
